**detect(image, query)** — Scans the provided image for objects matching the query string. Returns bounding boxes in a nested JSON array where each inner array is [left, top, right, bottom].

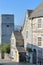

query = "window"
[[38, 37, 42, 46], [6, 25, 9, 27], [38, 19, 42, 28], [26, 31, 28, 39]]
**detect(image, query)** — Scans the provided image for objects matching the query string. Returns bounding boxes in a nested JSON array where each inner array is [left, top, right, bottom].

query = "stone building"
[[10, 31, 26, 62], [0, 14, 14, 44], [22, 2, 43, 63], [1, 2, 43, 63], [0, 14, 14, 59]]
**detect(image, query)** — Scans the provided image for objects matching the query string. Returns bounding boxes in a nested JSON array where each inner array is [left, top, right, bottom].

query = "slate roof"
[[14, 31, 26, 52], [14, 31, 24, 47], [27, 10, 33, 17], [17, 47, 26, 52], [14, 31, 23, 40], [29, 2, 43, 18], [22, 10, 33, 30]]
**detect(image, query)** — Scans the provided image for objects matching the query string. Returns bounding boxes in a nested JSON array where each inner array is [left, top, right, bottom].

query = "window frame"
[[38, 37, 42, 46], [38, 19, 42, 28]]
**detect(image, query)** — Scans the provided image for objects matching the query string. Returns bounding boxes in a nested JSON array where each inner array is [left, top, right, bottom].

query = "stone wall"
[[2, 15, 14, 43], [0, 53, 1, 59], [4, 53, 10, 60]]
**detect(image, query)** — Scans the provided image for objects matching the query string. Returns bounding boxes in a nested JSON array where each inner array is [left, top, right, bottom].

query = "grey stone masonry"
[[1, 14, 14, 44]]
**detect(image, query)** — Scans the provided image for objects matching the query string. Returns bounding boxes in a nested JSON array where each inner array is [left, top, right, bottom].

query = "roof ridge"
[[29, 2, 43, 18]]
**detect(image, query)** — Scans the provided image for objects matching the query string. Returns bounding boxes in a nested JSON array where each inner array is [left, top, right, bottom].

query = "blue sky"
[[0, 0, 42, 26]]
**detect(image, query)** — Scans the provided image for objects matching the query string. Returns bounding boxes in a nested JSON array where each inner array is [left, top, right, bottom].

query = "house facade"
[[22, 2, 43, 63], [10, 31, 26, 62], [0, 2, 43, 64]]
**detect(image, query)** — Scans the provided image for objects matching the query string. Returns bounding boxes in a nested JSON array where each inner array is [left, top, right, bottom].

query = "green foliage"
[[0, 43, 10, 54], [4, 44, 10, 54], [0, 45, 2, 52], [26, 47, 32, 53]]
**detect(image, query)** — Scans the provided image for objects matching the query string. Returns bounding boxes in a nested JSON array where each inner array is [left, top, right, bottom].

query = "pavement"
[[0, 60, 42, 65], [0, 62, 40, 65], [0, 59, 12, 63]]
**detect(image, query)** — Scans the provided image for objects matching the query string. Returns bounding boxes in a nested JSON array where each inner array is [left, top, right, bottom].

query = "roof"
[[29, 2, 43, 18], [17, 47, 26, 52], [27, 10, 33, 17], [2, 14, 14, 16], [14, 31, 25, 52], [14, 31, 24, 47], [14, 31, 23, 40], [22, 10, 33, 30]]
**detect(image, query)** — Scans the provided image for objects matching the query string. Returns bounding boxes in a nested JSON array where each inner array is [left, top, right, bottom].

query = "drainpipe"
[[31, 18, 33, 47], [31, 18, 33, 63]]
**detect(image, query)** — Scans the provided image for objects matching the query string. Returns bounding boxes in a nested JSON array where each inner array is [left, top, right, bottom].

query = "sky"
[[0, 0, 42, 26]]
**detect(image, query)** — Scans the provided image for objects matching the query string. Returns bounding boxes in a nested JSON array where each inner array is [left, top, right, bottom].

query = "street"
[[0, 62, 40, 65], [0, 60, 42, 65]]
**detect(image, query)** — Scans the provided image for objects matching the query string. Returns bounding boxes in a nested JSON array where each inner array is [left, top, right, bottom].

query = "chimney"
[[20, 27, 22, 33]]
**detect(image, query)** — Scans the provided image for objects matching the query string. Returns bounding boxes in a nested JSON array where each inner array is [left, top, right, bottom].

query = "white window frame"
[[38, 19, 42, 28], [38, 37, 42, 46]]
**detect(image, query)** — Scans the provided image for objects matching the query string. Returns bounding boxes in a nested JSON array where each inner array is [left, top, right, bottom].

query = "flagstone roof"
[[17, 47, 26, 52], [14, 31, 23, 40], [14, 31, 24, 47], [14, 31, 25, 52], [27, 10, 33, 17], [29, 2, 43, 18]]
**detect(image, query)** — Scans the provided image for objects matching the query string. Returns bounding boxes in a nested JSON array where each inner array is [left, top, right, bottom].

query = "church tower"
[[1, 14, 14, 44]]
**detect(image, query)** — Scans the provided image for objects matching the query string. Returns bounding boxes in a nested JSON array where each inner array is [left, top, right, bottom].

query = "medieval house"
[[22, 2, 43, 63], [10, 31, 26, 62], [0, 2, 43, 64]]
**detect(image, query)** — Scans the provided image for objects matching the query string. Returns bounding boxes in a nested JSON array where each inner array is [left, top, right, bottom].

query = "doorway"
[[19, 52, 26, 62], [1, 52, 4, 59], [32, 49, 37, 64]]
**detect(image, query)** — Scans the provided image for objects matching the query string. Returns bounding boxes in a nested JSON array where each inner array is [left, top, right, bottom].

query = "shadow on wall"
[[26, 43, 43, 64]]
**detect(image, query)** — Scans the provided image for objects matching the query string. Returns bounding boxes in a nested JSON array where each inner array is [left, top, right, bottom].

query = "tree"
[[0, 43, 10, 54], [4, 44, 10, 54]]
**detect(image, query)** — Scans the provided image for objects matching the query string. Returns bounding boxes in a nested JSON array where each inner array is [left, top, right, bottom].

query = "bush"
[[26, 47, 32, 53], [1, 43, 10, 54]]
